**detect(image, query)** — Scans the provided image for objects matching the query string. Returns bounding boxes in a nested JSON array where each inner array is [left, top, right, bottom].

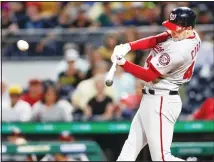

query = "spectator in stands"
[[98, 34, 118, 62], [62, 2, 83, 21], [8, 2, 28, 29], [2, 2, 13, 29], [32, 83, 73, 122], [39, 2, 69, 29], [85, 76, 114, 121], [97, 2, 113, 27], [21, 79, 43, 107], [56, 10, 72, 28], [197, 4, 214, 24], [124, 2, 144, 26], [39, 2, 61, 18], [119, 79, 143, 119], [57, 49, 84, 99], [195, 31, 214, 68], [176, 2, 190, 7], [1, 77, 10, 109], [2, 84, 32, 122], [187, 97, 214, 120], [25, 2, 48, 29], [113, 67, 136, 102], [85, 48, 103, 79], [143, 4, 161, 25], [111, 8, 126, 26], [71, 61, 117, 115], [56, 44, 90, 80], [122, 26, 139, 43], [70, 8, 93, 28]]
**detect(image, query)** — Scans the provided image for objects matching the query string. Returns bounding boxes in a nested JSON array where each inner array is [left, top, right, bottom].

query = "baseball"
[[17, 40, 29, 51]]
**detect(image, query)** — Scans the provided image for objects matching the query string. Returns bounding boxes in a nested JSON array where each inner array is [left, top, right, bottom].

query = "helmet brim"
[[162, 20, 182, 31]]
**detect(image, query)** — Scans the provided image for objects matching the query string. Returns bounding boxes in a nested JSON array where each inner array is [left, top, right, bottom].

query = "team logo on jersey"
[[159, 53, 170, 66], [170, 13, 176, 21]]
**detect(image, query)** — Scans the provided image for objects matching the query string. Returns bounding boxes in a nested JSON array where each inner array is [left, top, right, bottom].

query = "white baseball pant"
[[117, 93, 184, 161]]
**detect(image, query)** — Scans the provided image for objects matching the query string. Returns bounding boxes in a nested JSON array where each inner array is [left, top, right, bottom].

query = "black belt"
[[142, 89, 179, 95]]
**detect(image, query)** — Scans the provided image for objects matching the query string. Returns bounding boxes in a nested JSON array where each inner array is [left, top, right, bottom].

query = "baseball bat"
[[105, 61, 117, 86]]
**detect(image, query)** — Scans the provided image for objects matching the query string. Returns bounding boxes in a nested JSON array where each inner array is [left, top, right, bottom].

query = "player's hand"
[[115, 53, 126, 65], [111, 43, 131, 63]]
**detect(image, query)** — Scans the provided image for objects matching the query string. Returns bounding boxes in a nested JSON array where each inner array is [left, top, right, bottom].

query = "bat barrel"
[[105, 79, 113, 86], [105, 62, 117, 87]]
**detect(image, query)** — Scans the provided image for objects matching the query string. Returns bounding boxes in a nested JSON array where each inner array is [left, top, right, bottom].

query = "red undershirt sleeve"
[[121, 61, 162, 82], [129, 31, 170, 51]]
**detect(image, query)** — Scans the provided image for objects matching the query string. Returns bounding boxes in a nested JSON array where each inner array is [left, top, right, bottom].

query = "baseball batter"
[[111, 7, 201, 161]]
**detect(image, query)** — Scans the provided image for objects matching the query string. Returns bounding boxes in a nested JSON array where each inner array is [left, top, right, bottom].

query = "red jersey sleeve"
[[129, 31, 170, 51], [121, 61, 161, 82]]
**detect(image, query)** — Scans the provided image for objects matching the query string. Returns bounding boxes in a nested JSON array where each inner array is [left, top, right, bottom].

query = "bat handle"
[[112, 61, 117, 72]]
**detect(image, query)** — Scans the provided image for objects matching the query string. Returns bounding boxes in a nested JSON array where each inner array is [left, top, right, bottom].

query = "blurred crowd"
[[1, 2, 214, 123], [1, 57, 142, 122], [2, 41, 214, 122], [2, 1, 214, 58], [2, 2, 214, 30]]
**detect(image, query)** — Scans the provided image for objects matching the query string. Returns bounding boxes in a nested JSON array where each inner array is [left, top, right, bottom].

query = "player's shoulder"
[[165, 33, 200, 54]]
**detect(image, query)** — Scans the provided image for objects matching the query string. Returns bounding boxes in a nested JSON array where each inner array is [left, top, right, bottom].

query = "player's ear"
[[186, 26, 192, 30]]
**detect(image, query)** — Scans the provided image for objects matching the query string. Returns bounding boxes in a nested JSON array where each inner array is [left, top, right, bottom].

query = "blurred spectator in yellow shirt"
[[39, 2, 62, 18], [98, 33, 135, 63], [2, 84, 32, 122], [71, 61, 117, 115], [97, 34, 118, 62]]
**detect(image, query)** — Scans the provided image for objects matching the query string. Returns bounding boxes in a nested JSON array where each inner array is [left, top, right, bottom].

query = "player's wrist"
[[123, 43, 131, 55], [119, 60, 128, 67], [125, 43, 131, 51]]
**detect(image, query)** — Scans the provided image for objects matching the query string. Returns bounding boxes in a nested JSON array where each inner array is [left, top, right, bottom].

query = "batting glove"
[[115, 53, 126, 65], [111, 43, 131, 63]]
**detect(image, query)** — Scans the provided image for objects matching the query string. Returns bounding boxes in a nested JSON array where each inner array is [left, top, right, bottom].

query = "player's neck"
[[185, 30, 195, 39]]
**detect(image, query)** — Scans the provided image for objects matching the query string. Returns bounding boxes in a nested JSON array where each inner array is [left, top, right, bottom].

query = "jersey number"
[[183, 61, 195, 80], [183, 42, 200, 80]]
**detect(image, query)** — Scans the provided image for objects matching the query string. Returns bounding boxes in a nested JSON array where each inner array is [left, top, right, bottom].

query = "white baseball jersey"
[[144, 31, 201, 91]]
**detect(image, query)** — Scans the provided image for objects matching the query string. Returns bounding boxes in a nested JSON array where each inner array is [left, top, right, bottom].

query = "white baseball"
[[17, 40, 29, 51]]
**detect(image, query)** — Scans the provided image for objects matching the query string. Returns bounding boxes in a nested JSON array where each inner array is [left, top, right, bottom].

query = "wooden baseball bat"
[[105, 61, 117, 86]]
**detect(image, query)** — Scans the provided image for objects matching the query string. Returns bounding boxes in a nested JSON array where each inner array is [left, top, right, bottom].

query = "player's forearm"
[[121, 61, 160, 82], [129, 31, 170, 51]]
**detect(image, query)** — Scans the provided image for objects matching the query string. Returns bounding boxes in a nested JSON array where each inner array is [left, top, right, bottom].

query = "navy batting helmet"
[[162, 7, 196, 31]]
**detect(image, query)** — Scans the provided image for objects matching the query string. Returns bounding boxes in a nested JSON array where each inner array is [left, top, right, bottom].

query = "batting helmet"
[[162, 7, 196, 31]]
